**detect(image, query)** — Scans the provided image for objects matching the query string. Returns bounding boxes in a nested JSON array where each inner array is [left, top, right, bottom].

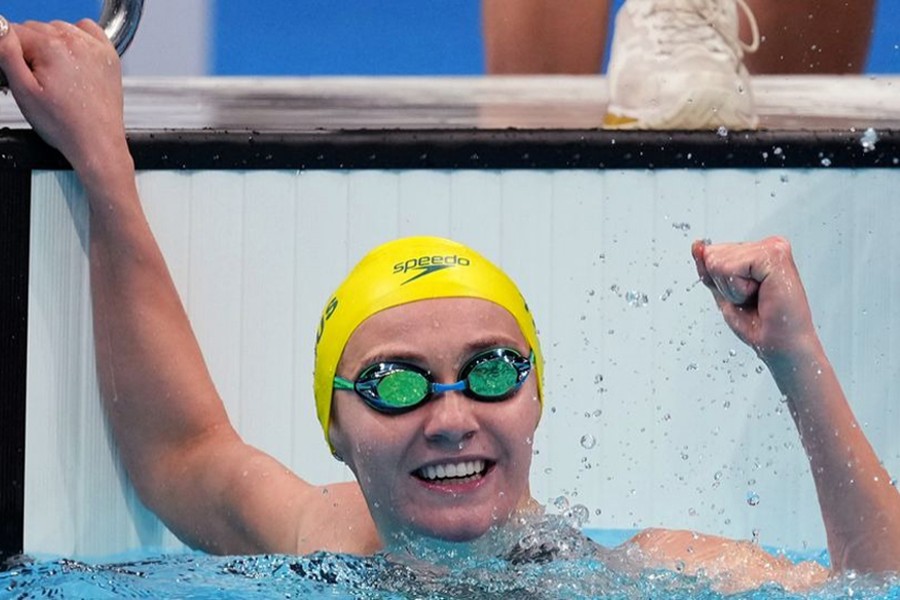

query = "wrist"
[[760, 336, 834, 400], [73, 138, 136, 194]]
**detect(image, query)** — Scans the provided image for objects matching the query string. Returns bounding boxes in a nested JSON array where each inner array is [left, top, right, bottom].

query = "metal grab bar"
[[100, 0, 145, 56], [0, 0, 144, 86]]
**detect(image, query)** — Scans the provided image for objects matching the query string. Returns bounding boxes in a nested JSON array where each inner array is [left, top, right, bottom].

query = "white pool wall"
[[25, 168, 900, 558]]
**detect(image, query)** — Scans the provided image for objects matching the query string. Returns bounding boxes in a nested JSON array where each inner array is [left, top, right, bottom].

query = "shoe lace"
[[731, 0, 760, 54], [641, 0, 760, 58]]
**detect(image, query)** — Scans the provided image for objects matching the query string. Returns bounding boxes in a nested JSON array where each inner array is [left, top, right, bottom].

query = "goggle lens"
[[467, 357, 518, 398], [376, 370, 429, 408]]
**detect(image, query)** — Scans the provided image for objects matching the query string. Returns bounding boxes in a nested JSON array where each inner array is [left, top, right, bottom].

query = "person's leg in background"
[[742, 0, 876, 73], [483, 0, 877, 75], [482, 0, 611, 74]]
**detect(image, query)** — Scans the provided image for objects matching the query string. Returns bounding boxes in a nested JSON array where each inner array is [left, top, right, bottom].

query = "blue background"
[[4, 0, 898, 74]]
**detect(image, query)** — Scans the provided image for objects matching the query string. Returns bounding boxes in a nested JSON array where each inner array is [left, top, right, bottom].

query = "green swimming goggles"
[[334, 347, 534, 414]]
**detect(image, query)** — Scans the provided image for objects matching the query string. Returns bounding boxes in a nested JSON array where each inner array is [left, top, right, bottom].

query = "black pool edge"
[[0, 171, 29, 564], [0, 128, 897, 171]]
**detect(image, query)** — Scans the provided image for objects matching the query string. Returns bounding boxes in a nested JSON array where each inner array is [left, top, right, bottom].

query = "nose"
[[421, 390, 479, 447]]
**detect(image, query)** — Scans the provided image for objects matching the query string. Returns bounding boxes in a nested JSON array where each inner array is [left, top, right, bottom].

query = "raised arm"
[[693, 236, 900, 574], [0, 18, 375, 555]]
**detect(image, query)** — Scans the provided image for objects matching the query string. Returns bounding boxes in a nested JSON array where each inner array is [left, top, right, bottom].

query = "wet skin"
[[329, 298, 542, 545]]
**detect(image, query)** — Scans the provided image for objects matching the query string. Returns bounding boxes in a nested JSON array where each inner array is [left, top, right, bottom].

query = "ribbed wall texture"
[[24, 168, 900, 558]]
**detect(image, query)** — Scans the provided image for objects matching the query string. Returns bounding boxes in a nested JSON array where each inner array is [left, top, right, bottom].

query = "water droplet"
[[746, 491, 761, 506], [553, 495, 570, 511], [820, 157, 832, 167], [625, 290, 649, 307], [860, 128, 879, 153], [580, 434, 597, 449], [569, 504, 590, 526]]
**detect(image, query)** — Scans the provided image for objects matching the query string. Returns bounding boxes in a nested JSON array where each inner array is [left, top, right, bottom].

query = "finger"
[[690, 240, 714, 287], [49, 20, 107, 52], [711, 272, 759, 305], [0, 20, 41, 98], [49, 20, 85, 36], [692, 239, 731, 305], [75, 19, 109, 44], [20, 20, 57, 35], [691, 240, 733, 310], [702, 242, 765, 305]]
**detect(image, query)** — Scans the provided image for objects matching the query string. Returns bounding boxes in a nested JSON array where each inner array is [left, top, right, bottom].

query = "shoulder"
[[627, 528, 828, 593]]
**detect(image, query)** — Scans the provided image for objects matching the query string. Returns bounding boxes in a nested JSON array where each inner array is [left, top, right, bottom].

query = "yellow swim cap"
[[314, 236, 543, 448]]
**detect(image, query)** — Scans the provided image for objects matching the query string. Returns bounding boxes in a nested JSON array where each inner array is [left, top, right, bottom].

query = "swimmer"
[[1, 17, 898, 591]]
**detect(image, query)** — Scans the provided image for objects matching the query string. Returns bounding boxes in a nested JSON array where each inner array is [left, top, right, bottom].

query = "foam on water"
[[2, 522, 899, 599]]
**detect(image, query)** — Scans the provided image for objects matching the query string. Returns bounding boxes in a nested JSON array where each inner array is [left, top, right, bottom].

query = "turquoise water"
[[2, 529, 898, 599]]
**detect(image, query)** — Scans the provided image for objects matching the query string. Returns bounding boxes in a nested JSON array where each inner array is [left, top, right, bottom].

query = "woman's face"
[[330, 297, 541, 545]]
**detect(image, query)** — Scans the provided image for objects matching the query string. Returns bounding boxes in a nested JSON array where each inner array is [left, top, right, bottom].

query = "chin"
[[410, 507, 511, 543]]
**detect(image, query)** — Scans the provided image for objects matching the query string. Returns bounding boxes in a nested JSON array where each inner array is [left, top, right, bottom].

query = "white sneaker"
[[603, 0, 760, 130]]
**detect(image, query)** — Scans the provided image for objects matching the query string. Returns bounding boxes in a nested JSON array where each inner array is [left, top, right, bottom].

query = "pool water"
[[3, 528, 898, 600]]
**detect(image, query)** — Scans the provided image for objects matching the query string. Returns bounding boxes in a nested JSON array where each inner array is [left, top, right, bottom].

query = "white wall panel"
[[26, 168, 900, 558]]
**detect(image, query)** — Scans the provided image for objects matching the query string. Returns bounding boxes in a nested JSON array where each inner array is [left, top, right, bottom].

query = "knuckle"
[[766, 235, 792, 257], [45, 36, 66, 53]]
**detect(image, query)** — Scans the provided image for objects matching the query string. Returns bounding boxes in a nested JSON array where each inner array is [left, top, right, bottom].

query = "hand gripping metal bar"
[[1, 0, 144, 86]]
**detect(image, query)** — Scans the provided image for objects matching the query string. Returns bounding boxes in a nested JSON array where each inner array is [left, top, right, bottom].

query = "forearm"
[[767, 344, 900, 573], [84, 156, 236, 488], [1, 19, 321, 555]]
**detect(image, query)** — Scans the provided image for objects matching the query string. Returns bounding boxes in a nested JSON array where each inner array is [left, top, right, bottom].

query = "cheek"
[[518, 381, 543, 429], [332, 403, 405, 474], [494, 388, 542, 453]]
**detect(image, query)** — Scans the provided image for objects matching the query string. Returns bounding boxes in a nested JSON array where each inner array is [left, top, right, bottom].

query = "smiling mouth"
[[414, 459, 490, 483]]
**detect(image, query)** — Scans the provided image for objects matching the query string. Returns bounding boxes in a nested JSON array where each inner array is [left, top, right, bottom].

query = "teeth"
[[419, 460, 486, 481]]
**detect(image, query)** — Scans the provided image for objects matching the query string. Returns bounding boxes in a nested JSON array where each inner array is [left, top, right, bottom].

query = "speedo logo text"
[[393, 254, 471, 284]]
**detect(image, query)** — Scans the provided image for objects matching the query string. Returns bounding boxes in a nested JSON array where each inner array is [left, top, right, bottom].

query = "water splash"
[[4, 530, 895, 599], [625, 290, 649, 308], [860, 128, 879, 153]]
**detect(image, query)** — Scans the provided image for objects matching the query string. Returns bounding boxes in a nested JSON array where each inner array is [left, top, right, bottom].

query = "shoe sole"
[[604, 79, 758, 130]]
